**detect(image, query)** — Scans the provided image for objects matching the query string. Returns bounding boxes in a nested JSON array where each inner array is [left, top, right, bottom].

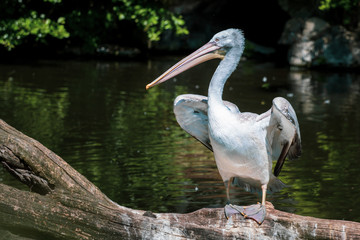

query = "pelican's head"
[[146, 28, 244, 90], [210, 28, 245, 51]]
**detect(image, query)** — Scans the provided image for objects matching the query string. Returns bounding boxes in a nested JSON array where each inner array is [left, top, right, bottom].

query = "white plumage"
[[147, 29, 301, 224]]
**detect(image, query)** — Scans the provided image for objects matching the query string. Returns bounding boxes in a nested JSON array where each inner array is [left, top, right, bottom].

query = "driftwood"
[[1, 119, 360, 240]]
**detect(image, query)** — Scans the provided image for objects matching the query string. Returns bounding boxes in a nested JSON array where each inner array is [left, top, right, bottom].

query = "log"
[[0, 119, 359, 239]]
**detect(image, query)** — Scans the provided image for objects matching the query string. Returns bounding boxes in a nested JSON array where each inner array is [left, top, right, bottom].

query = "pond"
[[0, 58, 359, 238]]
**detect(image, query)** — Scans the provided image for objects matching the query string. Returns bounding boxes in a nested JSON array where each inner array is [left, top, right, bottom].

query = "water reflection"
[[0, 60, 359, 238], [285, 70, 360, 220]]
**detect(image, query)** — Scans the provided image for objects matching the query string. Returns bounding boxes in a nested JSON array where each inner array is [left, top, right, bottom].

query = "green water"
[[0, 59, 359, 238]]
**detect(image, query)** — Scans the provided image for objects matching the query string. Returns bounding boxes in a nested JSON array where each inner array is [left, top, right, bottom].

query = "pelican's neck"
[[208, 46, 242, 106]]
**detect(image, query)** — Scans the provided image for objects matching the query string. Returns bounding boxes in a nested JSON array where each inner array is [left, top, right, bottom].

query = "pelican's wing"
[[174, 94, 212, 150], [267, 97, 301, 177], [174, 94, 240, 151]]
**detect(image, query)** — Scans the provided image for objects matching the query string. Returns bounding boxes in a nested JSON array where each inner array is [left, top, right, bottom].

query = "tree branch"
[[1, 119, 359, 239]]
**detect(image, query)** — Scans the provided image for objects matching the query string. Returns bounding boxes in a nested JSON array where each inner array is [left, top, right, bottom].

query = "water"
[[0, 59, 359, 237]]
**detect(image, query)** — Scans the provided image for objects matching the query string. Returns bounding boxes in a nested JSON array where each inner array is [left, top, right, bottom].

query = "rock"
[[301, 17, 330, 41], [288, 41, 314, 67], [280, 17, 360, 68], [278, 18, 305, 45]]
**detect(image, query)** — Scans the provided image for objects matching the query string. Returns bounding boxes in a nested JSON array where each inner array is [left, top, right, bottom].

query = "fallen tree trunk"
[[0, 119, 359, 240]]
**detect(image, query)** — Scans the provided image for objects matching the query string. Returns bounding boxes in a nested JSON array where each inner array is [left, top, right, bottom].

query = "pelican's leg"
[[224, 178, 240, 219], [225, 177, 232, 204], [225, 184, 267, 225], [261, 184, 267, 205]]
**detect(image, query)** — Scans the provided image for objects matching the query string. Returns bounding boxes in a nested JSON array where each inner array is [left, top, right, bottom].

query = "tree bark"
[[0, 119, 359, 240]]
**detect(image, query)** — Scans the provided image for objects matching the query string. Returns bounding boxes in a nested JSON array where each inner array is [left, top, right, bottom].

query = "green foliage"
[[318, 0, 358, 11], [0, 0, 188, 51], [0, 9, 69, 50], [318, 0, 360, 27], [113, 0, 188, 42]]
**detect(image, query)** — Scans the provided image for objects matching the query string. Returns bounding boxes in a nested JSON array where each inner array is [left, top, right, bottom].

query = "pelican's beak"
[[146, 42, 224, 90]]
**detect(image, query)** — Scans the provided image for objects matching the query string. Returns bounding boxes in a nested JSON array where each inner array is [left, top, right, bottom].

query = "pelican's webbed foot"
[[224, 203, 266, 225]]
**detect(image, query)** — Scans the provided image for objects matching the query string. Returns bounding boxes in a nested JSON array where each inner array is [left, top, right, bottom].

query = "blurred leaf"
[[0, 0, 188, 51], [318, 0, 359, 27]]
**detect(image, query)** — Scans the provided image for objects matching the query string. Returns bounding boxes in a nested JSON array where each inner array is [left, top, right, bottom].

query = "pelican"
[[146, 29, 301, 225]]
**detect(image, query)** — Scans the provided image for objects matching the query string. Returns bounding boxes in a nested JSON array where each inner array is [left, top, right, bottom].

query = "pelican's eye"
[[214, 38, 220, 43]]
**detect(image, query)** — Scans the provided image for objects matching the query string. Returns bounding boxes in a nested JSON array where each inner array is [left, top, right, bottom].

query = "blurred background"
[[1, 0, 359, 66], [0, 0, 360, 239]]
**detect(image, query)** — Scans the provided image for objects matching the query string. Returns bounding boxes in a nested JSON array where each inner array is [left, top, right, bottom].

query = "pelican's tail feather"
[[232, 178, 260, 194], [233, 175, 287, 194], [268, 175, 287, 193]]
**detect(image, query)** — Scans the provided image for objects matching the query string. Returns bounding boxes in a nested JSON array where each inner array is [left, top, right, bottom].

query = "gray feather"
[[173, 94, 240, 151], [267, 97, 302, 176]]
